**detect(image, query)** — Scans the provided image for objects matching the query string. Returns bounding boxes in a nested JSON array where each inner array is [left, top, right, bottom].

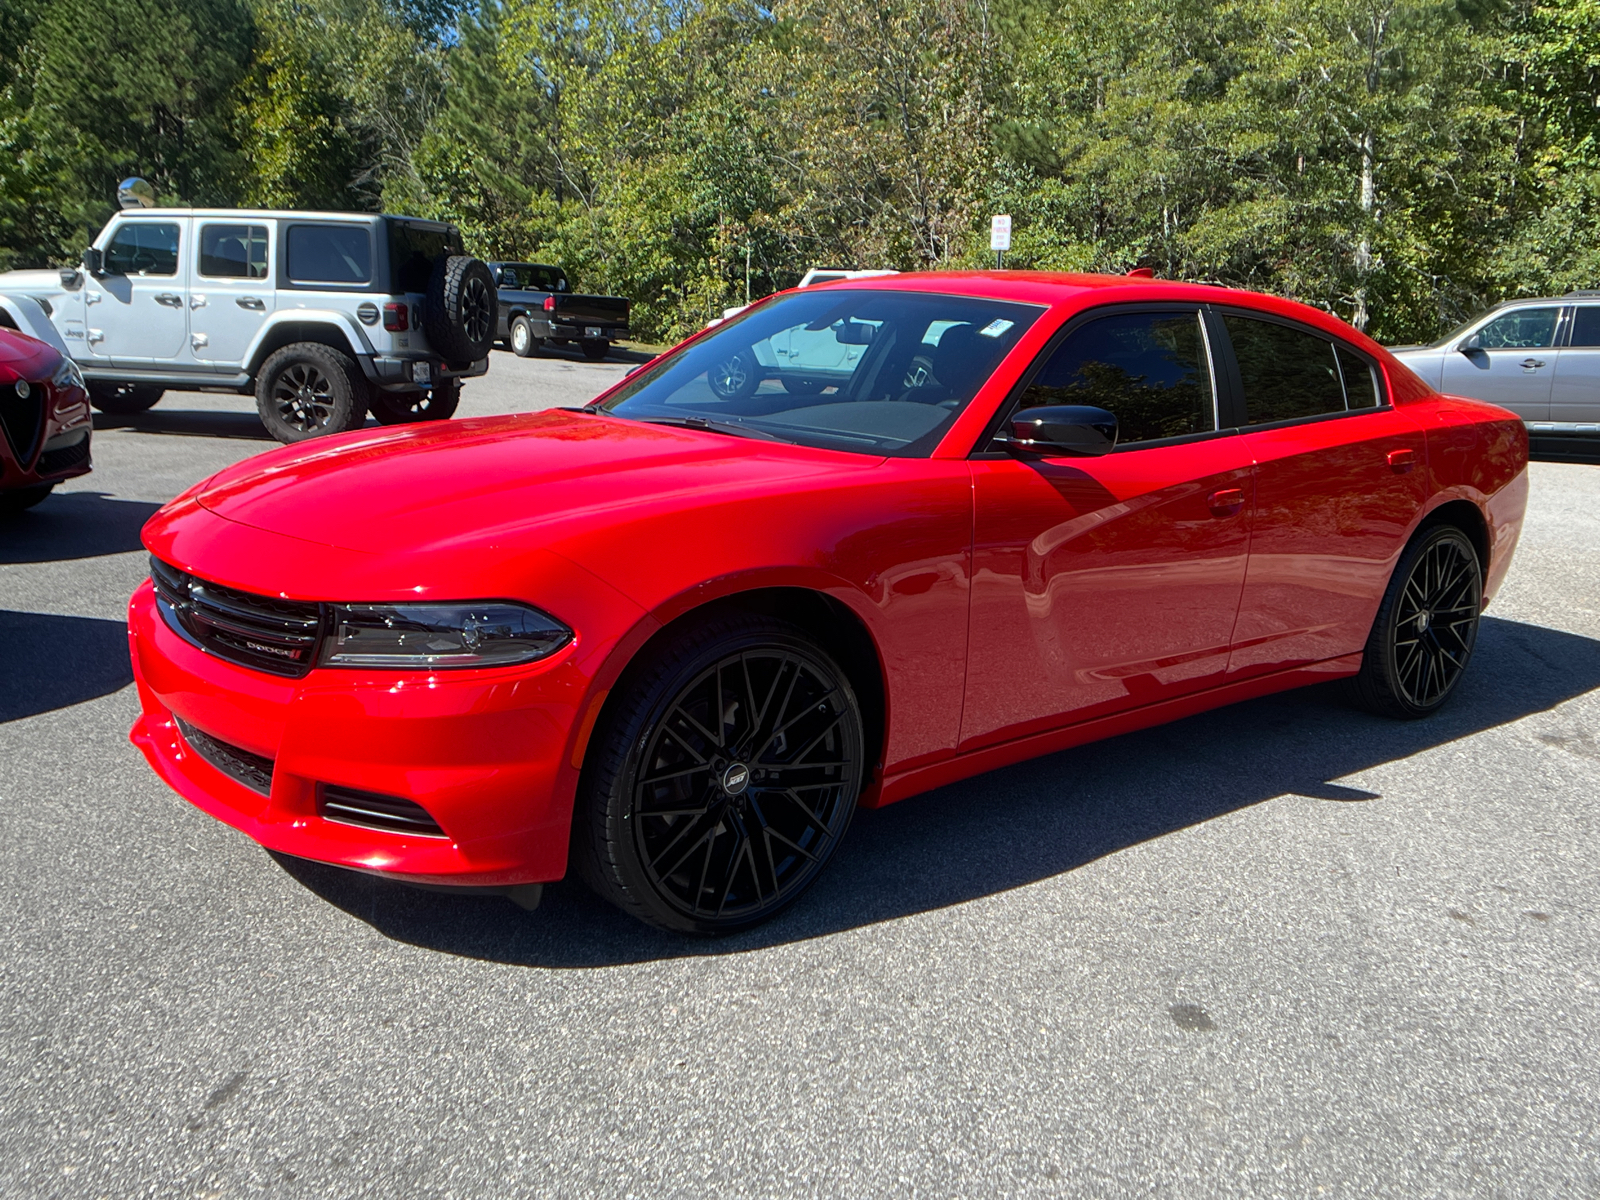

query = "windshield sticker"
[[978, 319, 1015, 338]]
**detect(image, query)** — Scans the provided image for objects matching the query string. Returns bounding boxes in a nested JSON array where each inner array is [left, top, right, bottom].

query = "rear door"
[[1439, 305, 1559, 421], [1220, 312, 1428, 678], [188, 221, 274, 368], [1548, 304, 1600, 430], [962, 305, 1254, 748]]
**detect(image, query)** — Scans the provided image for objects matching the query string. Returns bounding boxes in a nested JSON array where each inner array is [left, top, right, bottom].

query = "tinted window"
[[602, 289, 1039, 456], [1476, 307, 1558, 349], [199, 224, 268, 279], [1019, 310, 1214, 444], [388, 221, 462, 293], [1569, 307, 1600, 347], [1225, 315, 1346, 424], [287, 225, 371, 284], [104, 223, 179, 276], [1336, 345, 1380, 408], [498, 263, 567, 292]]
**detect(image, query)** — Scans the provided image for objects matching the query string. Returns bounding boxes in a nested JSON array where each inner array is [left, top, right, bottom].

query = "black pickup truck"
[[488, 262, 630, 361]]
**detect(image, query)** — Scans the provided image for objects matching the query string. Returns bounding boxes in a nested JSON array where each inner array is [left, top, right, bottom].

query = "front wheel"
[[575, 615, 864, 934], [1350, 524, 1482, 719], [707, 350, 759, 400], [88, 383, 163, 414], [0, 483, 54, 517], [369, 379, 461, 425]]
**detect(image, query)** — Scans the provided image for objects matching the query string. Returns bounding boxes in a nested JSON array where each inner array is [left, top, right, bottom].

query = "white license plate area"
[[585, 327, 602, 338], [413, 362, 432, 384]]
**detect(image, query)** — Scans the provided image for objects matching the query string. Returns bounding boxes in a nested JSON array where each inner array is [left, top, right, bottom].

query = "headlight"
[[51, 357, 85, 393], [320, 602, 572, 669]]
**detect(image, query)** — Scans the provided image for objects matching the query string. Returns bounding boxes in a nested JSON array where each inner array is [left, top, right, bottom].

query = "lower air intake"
[[320, 785, 446, 838], [175, 717, 275, 796]]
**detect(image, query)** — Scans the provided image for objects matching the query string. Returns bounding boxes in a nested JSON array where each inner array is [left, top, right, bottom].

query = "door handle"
[[87, 329, 103, 344], [190, 294, 207, 309], [154, 292, 183, 307], [1207, 487, 1245, 516], [236, 296, 265, 311], [1387, 447, 1416, 473], [191, 332, 209, 350], [84, 291, 101, 305], [1521, 357, 1546, 369]]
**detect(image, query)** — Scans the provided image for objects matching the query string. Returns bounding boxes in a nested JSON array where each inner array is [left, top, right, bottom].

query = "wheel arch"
[[577, 585, 889, 800], [1417, 496, 1491, 583], [245, 317, 370, 380]]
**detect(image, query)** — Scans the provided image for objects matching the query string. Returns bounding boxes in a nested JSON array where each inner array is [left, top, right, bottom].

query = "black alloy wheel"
[[255, 343, 367, 444], [576, 616, 864, 934], [707, 350, 758, 400], [1351, 524, 1482, 719], [369, 378, 462, 425]]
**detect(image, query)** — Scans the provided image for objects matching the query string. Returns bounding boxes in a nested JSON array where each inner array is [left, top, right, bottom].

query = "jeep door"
[[89, 217, 191, 366], [188, 221, 274, 368]]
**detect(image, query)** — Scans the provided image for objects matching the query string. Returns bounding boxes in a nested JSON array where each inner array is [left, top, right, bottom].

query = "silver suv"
[[0, 198, 495, 443], [1390, 292, 1600, 436]]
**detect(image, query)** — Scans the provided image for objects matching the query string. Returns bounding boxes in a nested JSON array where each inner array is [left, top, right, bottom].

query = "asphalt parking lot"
[[3, 348, 1598, 1198]]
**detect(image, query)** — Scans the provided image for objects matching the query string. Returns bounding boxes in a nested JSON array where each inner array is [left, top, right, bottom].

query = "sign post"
[[990, 214, 1012, 270]]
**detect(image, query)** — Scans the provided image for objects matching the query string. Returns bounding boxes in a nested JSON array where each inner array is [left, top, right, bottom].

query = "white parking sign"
[[990, 215, 1012, 252]]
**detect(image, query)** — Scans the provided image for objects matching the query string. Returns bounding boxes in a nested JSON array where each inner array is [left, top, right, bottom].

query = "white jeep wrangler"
[[0, 192, 495, 443]]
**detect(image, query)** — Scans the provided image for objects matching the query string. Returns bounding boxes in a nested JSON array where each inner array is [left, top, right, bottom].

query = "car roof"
[[109, 209, 450, 225]]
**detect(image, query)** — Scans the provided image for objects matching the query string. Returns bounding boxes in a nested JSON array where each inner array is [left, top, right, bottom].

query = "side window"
[[1017, 310, 1215, 445], [1224, 315, 1345, 424], [287, 225, 372, 285], [1568, 307, 1600, 347], [1336, 345, 1381, 408], [1475, 307, 1559, 349], [103, 223, 180, 276], [199, 224, 268, 279]]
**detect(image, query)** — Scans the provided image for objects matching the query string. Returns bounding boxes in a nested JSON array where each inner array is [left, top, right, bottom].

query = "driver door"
[[1439, 305, 1559, 422], [961, 306, 1254, 750], [89, 217, 191, 367]]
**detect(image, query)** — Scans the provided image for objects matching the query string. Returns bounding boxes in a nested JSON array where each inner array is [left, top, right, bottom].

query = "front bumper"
[[126, 578, 583, 886]]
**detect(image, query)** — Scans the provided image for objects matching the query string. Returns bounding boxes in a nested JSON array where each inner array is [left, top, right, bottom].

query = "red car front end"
[[0, 328, 92, 505]]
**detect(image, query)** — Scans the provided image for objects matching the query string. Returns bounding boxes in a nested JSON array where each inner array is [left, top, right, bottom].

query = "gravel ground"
[[2, 349, 1597, 1198]]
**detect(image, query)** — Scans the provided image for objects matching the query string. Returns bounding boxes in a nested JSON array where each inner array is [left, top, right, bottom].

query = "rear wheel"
[[88, 382, 163, 414], [1350, 524, 1482, 719], [369, 378, 461, 425], [511, 316, 540, 358], [576, 615, 864, 934], [255, 343, 368, 443]]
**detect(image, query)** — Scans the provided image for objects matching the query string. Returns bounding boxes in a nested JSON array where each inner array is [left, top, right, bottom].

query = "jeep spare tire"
[[424, 255, 496, 363]]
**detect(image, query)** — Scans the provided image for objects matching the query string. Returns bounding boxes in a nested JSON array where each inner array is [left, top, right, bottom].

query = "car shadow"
[[0, 491, 163, 563], [93, 409, 277, 442], [0, 610, 135, 722], [272, 614, 1600, 968]]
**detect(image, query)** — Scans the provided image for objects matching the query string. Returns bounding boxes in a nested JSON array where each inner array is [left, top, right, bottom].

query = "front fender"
[[0, 293, 71, 357]]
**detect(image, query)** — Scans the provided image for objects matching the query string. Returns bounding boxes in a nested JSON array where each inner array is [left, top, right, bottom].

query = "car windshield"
[[599, 289, 1041, 456]]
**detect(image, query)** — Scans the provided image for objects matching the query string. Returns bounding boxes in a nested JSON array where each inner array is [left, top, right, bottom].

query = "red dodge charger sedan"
[[129, 273, 1528, 932]]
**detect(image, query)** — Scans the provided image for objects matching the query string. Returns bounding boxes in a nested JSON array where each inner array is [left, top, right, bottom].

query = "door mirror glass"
[[1008, 405, 1119, 456]]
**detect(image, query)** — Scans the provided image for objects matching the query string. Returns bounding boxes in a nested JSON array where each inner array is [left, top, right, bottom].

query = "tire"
[[580, 338, 611, 361], [368, 378, 461, 425], [1349, 524, 1483, 719], [0, 483, 54, 517], [511, 316, 540, 358], [424, 255, 497, 363], [707, 349, 759, 400], [88, 382, 163, 414], [255, 343, 369, 444], [575, 614, 865, 934]]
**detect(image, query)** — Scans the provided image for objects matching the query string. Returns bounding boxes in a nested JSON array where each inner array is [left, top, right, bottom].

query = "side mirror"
[[82, 247, 104, 276], [1007, 405, 1118, 456], [1458, 333, 1482, 353], [58, 266, 82, 289]]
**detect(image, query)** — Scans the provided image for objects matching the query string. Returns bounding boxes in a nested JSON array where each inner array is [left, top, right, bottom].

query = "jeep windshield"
[[598, 289, 1041, 456]]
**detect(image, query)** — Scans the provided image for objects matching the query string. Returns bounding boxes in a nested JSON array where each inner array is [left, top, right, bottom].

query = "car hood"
[[0, 326, 58, 374], [189, 409, 880, 563]]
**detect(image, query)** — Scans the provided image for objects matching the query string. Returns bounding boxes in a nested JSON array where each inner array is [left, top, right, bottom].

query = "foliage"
[[0, 0, 1597, 340]]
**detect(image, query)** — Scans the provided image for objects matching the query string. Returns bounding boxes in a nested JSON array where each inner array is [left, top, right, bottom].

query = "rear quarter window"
[[388, 222, 463, 293], [286, 225, 371, 285]]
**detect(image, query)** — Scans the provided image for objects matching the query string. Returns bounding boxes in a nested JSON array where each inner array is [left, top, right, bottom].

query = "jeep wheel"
[[511, 316, 541, 358], [580, 338, 611, 361], [424, 256, 497, 363], [255, 343, 369, 444], [88, 383, 163, 414], [369, 379, 461, 425]]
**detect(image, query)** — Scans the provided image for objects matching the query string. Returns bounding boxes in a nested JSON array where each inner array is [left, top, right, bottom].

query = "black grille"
[[37, 431, 90, 475], [0, 379, 45, 467], [175, 717, 275, 795], [320, 784, 446, 837], [151, 557, 323, 677]]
